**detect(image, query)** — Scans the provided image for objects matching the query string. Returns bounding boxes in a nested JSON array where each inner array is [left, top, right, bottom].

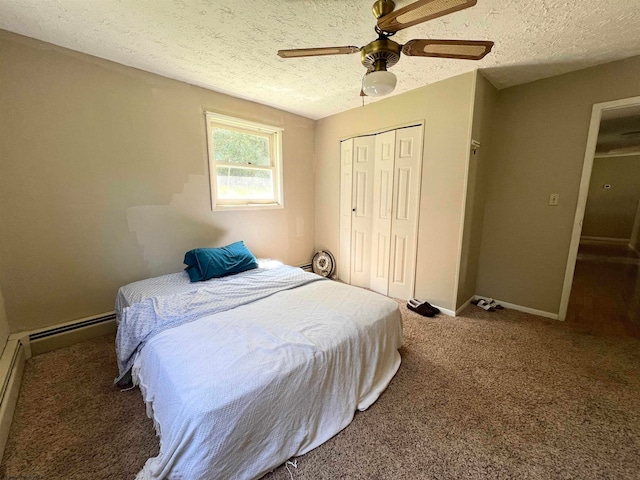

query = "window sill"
[[213, 203, 284, 212]]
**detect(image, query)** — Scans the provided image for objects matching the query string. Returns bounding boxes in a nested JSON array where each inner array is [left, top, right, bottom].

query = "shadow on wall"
[[128, 175, 226, 277]]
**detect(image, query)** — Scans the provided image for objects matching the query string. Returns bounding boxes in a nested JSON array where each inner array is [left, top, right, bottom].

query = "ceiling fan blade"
[[277, 46, 360, 58], [402, 39, 493, 60], [378, 0, 477, 33]]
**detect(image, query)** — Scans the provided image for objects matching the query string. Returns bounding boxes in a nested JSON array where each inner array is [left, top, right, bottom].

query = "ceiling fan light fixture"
[[277, 0, 494, 96], [362, 69, 397, 97]]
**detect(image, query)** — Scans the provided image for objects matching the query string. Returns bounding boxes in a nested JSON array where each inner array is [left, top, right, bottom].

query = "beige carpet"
[[2, 303, 639, 479]]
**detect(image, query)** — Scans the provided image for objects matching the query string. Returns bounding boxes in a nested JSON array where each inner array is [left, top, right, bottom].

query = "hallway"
[[566, 242, 640, 337]]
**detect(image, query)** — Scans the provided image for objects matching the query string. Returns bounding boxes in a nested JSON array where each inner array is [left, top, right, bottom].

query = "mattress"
[[116, 265, 403, 480]]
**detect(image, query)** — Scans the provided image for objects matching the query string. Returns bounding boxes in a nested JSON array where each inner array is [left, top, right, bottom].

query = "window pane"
[[212, 128, 271, 167], [216, 167, 274, 200]]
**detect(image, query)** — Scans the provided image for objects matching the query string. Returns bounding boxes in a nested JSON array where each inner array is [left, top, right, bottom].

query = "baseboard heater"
[[27, 313, 117, 356], [299, 263, 313, 272], [0, 338, 27, 462], [0, 342, 23, 408], [29, 313, 117, 342], [0, 312, 118, 461]]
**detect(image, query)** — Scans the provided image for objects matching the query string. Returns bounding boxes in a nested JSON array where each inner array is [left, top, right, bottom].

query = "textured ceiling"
[[1, 0, 639, 120]]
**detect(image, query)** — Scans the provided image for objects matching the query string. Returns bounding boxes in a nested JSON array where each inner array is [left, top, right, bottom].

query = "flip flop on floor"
[[486, 299, 504, 310], [473, 299, 496, 311]]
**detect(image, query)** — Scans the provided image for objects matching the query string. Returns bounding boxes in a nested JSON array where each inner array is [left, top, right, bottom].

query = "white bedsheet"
[[115, 260, 283, 323], [133, 279, 402, 480], [115, 265, 322, 382]]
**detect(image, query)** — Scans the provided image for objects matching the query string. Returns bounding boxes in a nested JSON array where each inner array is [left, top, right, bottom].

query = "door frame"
[[558, 95, 640, 320]]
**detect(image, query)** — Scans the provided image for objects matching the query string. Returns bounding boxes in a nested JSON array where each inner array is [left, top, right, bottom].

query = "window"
[[205, 112, 283, 210]]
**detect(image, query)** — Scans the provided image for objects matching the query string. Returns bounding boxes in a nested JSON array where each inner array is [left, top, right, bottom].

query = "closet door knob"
[[352, 208, 356, 212]]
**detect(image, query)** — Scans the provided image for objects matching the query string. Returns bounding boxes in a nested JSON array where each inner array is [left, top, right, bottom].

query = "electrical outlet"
[[549, 193, 560, 206]]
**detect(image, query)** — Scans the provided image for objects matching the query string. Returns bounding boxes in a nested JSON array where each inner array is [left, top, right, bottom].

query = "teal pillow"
[[184, 241, 258, 282]]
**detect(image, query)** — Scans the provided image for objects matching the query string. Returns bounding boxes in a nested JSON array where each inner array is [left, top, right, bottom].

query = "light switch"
[[549, 193, 560, 206]]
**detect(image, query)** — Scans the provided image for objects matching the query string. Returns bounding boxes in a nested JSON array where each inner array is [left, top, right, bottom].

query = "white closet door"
[[338, 139, 354, 283], [370, 130, 396, 295], [388, 125, 423, 300], [350, 135, 376, 289]]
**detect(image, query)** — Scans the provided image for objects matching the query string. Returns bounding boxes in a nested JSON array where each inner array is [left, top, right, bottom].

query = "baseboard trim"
[[28, 312, 117, 356], [473, 296, 559, 320], [0, 339, 26, 462], [496, 300, 559, 320], [580, 236, 630, 245], [432, 305, 456, 317], [455, 296, 474, 316]]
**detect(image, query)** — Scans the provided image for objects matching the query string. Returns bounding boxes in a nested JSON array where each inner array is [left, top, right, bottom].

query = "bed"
[[115, 260, 403, 480]]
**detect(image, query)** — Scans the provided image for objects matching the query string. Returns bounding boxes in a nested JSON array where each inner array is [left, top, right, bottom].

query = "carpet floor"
[[1, 303, 639, 479]]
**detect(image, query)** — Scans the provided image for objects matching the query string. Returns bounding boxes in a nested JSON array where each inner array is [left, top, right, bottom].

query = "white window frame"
[[205, 112, 284, 210]]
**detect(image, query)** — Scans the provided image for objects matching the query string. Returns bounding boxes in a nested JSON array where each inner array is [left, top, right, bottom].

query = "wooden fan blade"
[[378, 0, 477, 33], [277, 46, 360, 58], [402, 39, 493, 60]]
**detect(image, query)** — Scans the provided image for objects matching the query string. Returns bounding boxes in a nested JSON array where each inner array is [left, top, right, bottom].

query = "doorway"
[[560, 96, 640, 336]]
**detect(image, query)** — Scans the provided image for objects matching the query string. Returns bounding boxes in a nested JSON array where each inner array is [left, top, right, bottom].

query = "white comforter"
[[132, 278, 402, 480]]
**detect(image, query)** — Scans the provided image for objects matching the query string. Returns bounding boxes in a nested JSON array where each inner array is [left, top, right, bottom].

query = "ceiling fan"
[[277, 0, 494, 97]]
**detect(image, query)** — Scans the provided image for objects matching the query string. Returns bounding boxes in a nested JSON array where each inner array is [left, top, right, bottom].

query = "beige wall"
[[0, 31, 316, 332], [456, 73, 498, 308], [582, 155, 640, 239], [476, 55, 640, 314], [315, 72, 476, 311]]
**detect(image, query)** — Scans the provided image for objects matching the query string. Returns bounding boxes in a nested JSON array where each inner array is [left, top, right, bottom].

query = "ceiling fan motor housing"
[[361, 38, 401, 70], [372, 0, 396, 19]]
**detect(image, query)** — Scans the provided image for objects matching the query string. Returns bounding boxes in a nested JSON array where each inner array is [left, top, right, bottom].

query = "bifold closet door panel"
[[339, 125, 423, 298], [350, 135, 376, 289], [388, 125, 423, 300], [339, 139, 354, 283], [370, 130, 396, 296]]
